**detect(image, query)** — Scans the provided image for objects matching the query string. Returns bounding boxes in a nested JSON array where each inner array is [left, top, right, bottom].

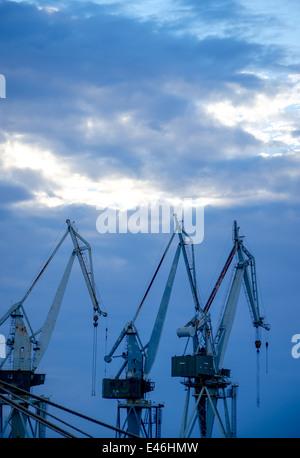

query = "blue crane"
[[172, 220, 270, 437], [102, 229, 180, 438], [102, 217, 203, 438]]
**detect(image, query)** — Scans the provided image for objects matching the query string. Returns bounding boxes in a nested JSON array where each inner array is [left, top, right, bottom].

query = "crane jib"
[[203, 244, 237, 314]]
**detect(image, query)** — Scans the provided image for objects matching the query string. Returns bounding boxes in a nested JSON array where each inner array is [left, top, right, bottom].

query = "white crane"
[[0, 219, 107, 437]]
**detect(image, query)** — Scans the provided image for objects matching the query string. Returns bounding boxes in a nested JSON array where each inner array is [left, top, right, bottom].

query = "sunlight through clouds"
[[0, 135, 167, 210], [205, 74, 300, 151], [2, 133, 296, 212]]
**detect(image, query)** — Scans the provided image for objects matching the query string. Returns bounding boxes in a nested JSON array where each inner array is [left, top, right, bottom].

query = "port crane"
[[102, 217, 202, 438], [171, 220, 270, 438], [0, 219, 107, 438]]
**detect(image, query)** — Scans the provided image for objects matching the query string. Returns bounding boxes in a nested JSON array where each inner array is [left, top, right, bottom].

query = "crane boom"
[[214, 263, 245, 370], [32, 220, 107, 371], [143, 243, 181, 379], [1, 219, 107, 374], [203, 244, 237, 314], [66, 219, 107, 318], [0, 230, 69, 330], [32, 253, 76, 370]]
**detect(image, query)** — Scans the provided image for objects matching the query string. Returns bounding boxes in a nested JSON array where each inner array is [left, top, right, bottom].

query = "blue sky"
[[0, 0, 300, 438]]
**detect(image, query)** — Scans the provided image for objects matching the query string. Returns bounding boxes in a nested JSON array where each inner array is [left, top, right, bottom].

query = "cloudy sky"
[[0, 0, 300, 438]]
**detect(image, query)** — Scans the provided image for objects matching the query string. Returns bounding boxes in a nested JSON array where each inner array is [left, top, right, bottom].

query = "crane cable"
[[255, 328, 262, 408], [265, 340, 269, 374], [0, 379, 140, 438], [256, 345, 260, 408], [132, 232, 175, 323], [91, 314, 98, 396]]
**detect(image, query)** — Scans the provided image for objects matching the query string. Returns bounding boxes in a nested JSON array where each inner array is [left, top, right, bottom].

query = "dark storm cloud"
[[0, 2, 262, 89], [0, 0, 298, 205], [0, 182, 32, 206], [0, 1, 277, 119]]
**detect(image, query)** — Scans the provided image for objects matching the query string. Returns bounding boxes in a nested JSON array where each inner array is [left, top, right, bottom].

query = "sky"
[[0, 0, 300, 439]]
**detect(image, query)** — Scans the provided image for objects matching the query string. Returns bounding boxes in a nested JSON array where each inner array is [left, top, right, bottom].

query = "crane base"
[[171, 354, 215, 377], [0, 370, 45, 393], [102, 378, 154, 399]]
